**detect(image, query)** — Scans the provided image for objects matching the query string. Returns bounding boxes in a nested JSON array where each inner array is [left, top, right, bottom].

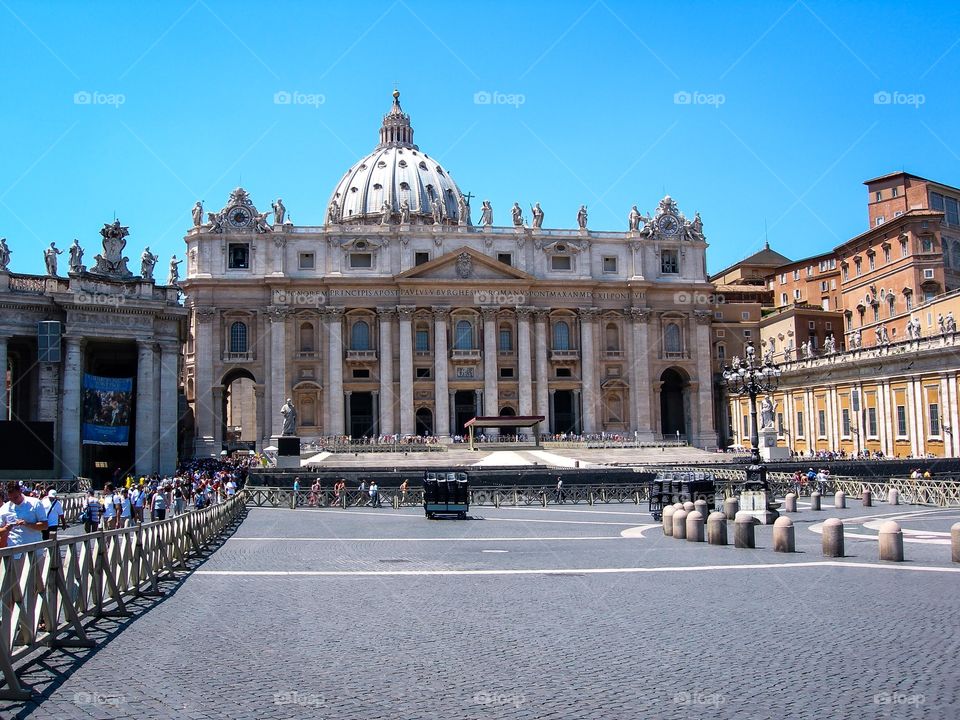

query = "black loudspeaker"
[[277, 437, 300, 456]]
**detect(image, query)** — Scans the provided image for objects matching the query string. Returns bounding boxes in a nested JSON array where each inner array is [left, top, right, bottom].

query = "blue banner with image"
[[81, 374, 133, 446]]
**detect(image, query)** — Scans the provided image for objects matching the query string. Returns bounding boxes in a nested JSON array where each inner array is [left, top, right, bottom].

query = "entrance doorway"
[[415, 408, 433, 436], [553, 390, 576, 434], [660, 368, 687, 438], [349, 392, 375, 439], [454, 390, 476, 436]]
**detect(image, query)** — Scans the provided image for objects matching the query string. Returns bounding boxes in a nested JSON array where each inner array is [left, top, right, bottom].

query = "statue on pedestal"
[[531, 202, 544, 229], [192, 201, 204, 227], [480, 200, 493, 227], [280, 398, 297, 436], [327, 199, 340, 225], [380, 200, 392, 226], [760, 397, 777, 429], [68, 239, 84, 274], [511, 202, 524, 227], [167, 255, 182, 285], [0, 238, 9, 272], [91, 220, 133, 278], [628, 205, 642, 232], [947, 312, 957, 334], [44, 242, 63, 276], [399, 200, 410, 225], [577, 205, 588, 230], [458, 194, 469, 226], [272, 198, 286, 225], [140, 247, 159, 280]]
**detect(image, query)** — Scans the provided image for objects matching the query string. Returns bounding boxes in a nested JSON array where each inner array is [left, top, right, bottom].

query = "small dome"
[[326, 92, 470, 226]]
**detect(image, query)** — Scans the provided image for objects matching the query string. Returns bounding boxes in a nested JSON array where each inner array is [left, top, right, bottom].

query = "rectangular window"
[[741, 312, 749, 320], [780, 293, 788, 305], [777, 412, 784, 435], [714, 311, 723, 319], [875, 190, 882, 202], [228, 243, 249, 269], [842, 266, 849, 281], [352, 369, 370, 379], [854, 258, 862, 276], [298, 252, 315, 270], [796, 411, 804, 437], [946, 197, 960, 226], [779, 273, 786, 285], [906, 295, 913, 311], [818, 409, 826, 437], [716, 329, 725, 337], [873, 306, 880, 322], [923, 268, 935, 279], [875, 216, 884, 226], [793, 269, 800, 281], [415, 367, 431, 379], [892, 187, 899, 198], [499, 367, 514, 379], [415, 330, 429, 352], [602, 256, 618, 273], [900, 239, 908, 257], [743, 415, 749, 435], [350, 253, 372, 268], [896, 405, 908, 436], [808, 321, 816, 330], [743, 329, 751, 338], [883, 246, 891, 263], [499, 328, 513, 351], [716, 344, 726, 360], [842, 408, 850, 436], [497, 252, 512, 266], [552, 255, 572, 271], [930, 403, 941, 436], [922, 238, 933, 253], [868, 407, 878, 436], [660, 250, 678, 274], [930, 192, 945, 211], [825, 322, 832, 330], [414, 251, 430, 266], [794, 288, 801, 300], [869, 255, 875, 270], [556, 367, 572, 378]]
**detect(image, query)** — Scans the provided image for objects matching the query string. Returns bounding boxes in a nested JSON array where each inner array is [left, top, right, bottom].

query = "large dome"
[[325, 91, 470, 226]]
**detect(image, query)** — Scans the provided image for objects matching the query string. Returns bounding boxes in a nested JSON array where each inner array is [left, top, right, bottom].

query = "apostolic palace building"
[[181, 92, 717, 457]]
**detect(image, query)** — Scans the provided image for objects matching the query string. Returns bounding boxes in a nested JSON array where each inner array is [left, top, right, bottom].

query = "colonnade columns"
[[628, 308, 654, 440], [376, 307, 396, 436], [482, 308, 498, 418], [947, 372, 960, 457], [572, 388, 582, 434], [60, 336, 84, 478], [692, 310, 718, 448], [267, 306, 290, 438], [579, 308, 599, 434], [254, 384, 266, 451], [193, 308, 216, 453], [533, 310, 550, 433], [397, 306, 415, 436], [433, 307, 450, 438], [326, 307, 345, 436], [652, 381, 664, 439], [158, 340, 179, 476], [344, 391, 352, 437], [448, 391, 456, 436], [517, 308, 533, 426], [135, 339, 157, 476], [548, 389, 556, 432], [211, 386, 224, 450], [0, 335, 8, 421]]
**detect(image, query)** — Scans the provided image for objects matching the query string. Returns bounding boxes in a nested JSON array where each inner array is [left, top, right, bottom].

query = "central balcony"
[[345, 349, 378, 365], [450, 348, 482, 363], [550, 349, 580, 363]]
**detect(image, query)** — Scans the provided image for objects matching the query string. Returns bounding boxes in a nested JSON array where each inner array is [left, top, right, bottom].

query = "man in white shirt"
[[225, 480, 237, 498], [40, 489, 64, 540], [1, 482, 48, 550], [119, 489, 133, 528], [101, 484, 117, 529]]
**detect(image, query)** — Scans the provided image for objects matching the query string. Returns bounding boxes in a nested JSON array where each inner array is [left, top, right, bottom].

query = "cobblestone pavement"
[[3, 499, 959, 719]]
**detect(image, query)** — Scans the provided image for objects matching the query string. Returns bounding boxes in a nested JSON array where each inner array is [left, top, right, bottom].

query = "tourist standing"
[[83, 489, 102, 533], [369, 481, 380, 508], [0, 482, 48, 552], [40, 489, 65, 541], [556, 477, 564, 504], [102, 484, 117, 529], [152, 489, 167, 521], [119, 488, 133, 528]]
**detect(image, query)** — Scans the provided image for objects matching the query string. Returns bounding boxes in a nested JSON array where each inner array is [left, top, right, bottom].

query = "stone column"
[[397, 306, 415, 436], [692, 310, 717, 448], [193, 308, 216, 454], [211, 386, 224, 450], [948, 373, 960, 457], [474, 388, 483, 418], [548, 389, 556, 432], [573, 388, 582, 434], [517, 308, 533, 418], [344, 390, 353, 437], [254, 384, 266, 451], [482, 308, 498, 417], [534, 310, 550, 431], [448, 391, 456, 436], [579, 308, 599, 433], [135, 340, 157, 476], [433, 306, 451, 438], [0, 335, 7, 421], [326, 307, 345, 436], [267, 307, 290, 437], [158, 340, 179, 476], [60, 336, 84, 478], [376, 307, 396, 436], [629, 308, 654, 440], [372, 390, 380, 436], [652, 381, 664, 438]]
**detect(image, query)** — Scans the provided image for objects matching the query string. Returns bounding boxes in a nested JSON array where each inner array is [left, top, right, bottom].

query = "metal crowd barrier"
[[0, 493, 246, 700]]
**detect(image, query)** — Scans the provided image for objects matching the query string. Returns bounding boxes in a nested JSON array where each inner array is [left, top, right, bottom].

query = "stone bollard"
[[784, 493, 797, 513], [723, 496, 739, 521], [694, 499, 708, 519], [682, 501, 695, 512], [822, 518, 844, 557], [952, 523, 960, 564], [686, 511, 705, 542], [862, 489, 872, 508], [834, 491, 846, 509], [878, 520, 904, 562], [888, 488, 899, 506], [734, 512, 756, 549], [707, 512, 728, 545], [772, 516, 795, 553], [672, 509, 688, 540], [662, 505, 675, 537], [810, 491, 821, 511]]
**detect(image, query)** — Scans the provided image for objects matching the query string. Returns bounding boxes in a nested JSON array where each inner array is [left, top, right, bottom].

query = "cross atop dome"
[[378, 89, 417, 150]]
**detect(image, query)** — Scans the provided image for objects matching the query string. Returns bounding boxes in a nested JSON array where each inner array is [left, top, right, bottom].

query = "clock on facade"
[[228, 207, 251, 228], [657, 214, 679, 236]]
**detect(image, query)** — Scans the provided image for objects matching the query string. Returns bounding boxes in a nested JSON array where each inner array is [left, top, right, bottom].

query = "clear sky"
[[1, 0, 959, 277]]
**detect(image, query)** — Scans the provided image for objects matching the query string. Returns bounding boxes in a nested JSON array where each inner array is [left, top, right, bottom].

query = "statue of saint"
[[880, 326, 890, 345], [431, 197, 444, 225], [480, 200, 493, 227], [531, 202, 544, 229], [628, 205, 641, 232], [939, 313, 946, 334], [68, 238, 84, 274], [947, 312, 957, 334], [167, 255, 183, 285], [272, 198, 286, 225], [380, 200, 391, 225], [577, 204, 588, 230], [44, 242, 63, 276], [280, 398, 297, 436], [0, 238, 9, 271], [327, 199, 340, 225], [192, 201, 203, 227], [399, 199, 410, 224], [511, 202, 524, 227], [760, 397, 776, 429], [140, 247, 159, 280], [254, 212, 272, 234], [458, 194, 469, 226]]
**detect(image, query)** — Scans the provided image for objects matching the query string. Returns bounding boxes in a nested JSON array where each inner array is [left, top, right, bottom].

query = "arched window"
[[230, 322, 247, 354], [454, 320, 473, 350], [351, 320, 371, 350], [553, 321, 570, 350], [664, 323, 681, 354], [499, 323, 513, 352], [300, 322, 315, 353], [605, 323, 619, 351]]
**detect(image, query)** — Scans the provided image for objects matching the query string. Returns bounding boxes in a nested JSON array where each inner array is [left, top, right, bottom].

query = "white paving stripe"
[[194, 561, 960, 577], [228, 536, 628, 542]]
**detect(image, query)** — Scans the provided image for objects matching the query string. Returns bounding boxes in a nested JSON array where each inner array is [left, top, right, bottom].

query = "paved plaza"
[[4, 497, 960, 719]]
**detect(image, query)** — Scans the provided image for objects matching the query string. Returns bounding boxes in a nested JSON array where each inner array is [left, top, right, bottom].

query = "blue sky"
[[1, 0, 959, 276]]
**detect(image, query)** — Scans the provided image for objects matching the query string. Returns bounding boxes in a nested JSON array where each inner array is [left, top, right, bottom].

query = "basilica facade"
[[181, 92, 718, 455]]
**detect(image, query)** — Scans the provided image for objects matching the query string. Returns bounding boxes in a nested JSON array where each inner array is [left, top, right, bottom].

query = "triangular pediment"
[[397, 246, 534, 282]]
